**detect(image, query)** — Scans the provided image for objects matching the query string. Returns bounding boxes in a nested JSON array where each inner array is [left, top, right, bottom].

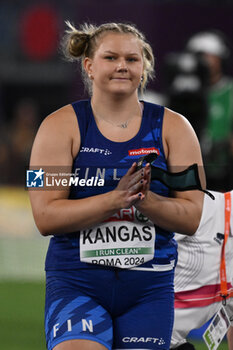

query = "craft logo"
[[122, 337, 165, 345], [26, 168, 45, 187], [128, 147, 159, 156], [80, 147, 112, 155]]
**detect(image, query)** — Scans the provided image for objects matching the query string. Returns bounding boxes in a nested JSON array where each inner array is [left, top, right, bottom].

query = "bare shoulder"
[[35, 104, 80, 159], [162, 107, 204, 168], [41, 104, 78, 132], [163, 107, 199, 153], [163, 107, 195, 135]]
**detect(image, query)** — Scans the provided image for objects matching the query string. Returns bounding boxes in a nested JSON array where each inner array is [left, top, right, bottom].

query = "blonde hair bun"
[[69, 33, 90, 57]]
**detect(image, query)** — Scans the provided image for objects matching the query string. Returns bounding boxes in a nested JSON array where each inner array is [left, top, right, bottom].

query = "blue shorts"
[[45, 266, 175, 350]]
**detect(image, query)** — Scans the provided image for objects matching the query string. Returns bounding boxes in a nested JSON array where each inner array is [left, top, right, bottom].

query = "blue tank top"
[[45, 99, 177, 271]]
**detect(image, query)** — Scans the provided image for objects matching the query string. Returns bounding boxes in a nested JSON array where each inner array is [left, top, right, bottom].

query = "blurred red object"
[[20, 5, 59, 61]]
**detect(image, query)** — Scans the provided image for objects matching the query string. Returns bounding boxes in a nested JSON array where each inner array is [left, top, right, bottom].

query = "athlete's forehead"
[[94, 32, 143, 56]]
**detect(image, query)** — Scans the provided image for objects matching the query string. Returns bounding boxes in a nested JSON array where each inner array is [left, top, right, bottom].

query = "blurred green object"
[[187, 340, 228, 350], [0, 281, 46, 350], [0, 281, 229, 350]]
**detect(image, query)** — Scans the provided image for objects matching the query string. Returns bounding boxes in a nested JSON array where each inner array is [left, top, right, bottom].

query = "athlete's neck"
[[91, 93, 142, 126]]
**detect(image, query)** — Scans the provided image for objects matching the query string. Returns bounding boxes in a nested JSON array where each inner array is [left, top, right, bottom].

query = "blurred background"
[[0, 0, 232, 349]]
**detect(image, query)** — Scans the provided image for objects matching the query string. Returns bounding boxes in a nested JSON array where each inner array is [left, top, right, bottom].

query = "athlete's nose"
[[116, 59, 128, 72]]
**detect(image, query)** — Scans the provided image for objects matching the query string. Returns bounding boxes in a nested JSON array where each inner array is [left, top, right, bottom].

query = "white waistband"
[[130, 259, 175, 272]]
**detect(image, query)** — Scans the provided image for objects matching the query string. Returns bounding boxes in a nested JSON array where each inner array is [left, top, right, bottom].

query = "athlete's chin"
[[109, 90, 135, 98], [108, 85, 137, 96]]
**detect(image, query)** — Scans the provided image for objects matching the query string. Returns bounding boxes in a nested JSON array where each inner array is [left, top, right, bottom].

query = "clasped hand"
[[114, 162, 151, 209]]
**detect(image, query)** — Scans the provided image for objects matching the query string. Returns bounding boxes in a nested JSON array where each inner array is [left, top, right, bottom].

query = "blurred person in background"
[[9, 98, 39, 185], [186, 30, 233, 191], [0, 128, 11, 184], [163, 51, 209, 141], [170, 190, 233, 349], [0, 87, 10, 184], [29, 21, 205, 350]]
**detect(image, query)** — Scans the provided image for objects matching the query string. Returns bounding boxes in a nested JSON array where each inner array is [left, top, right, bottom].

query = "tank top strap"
[[71, 99, 91, 144], [143, 101, 165, 159]]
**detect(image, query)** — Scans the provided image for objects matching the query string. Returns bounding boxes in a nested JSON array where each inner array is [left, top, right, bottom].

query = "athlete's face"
[[84, 33, 144, 96]]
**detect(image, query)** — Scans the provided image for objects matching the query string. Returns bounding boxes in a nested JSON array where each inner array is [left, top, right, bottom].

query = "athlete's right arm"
[[29, 105, 145, 236]]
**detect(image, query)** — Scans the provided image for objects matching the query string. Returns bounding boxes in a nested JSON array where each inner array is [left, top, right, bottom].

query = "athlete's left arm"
[[135, 108, 206, 235]]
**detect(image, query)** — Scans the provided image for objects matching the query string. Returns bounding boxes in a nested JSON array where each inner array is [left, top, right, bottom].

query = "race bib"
[[80, 207, 156, 269]]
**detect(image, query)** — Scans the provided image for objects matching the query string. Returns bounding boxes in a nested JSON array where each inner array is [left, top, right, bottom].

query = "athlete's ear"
[[84, 57, 93, 80]]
